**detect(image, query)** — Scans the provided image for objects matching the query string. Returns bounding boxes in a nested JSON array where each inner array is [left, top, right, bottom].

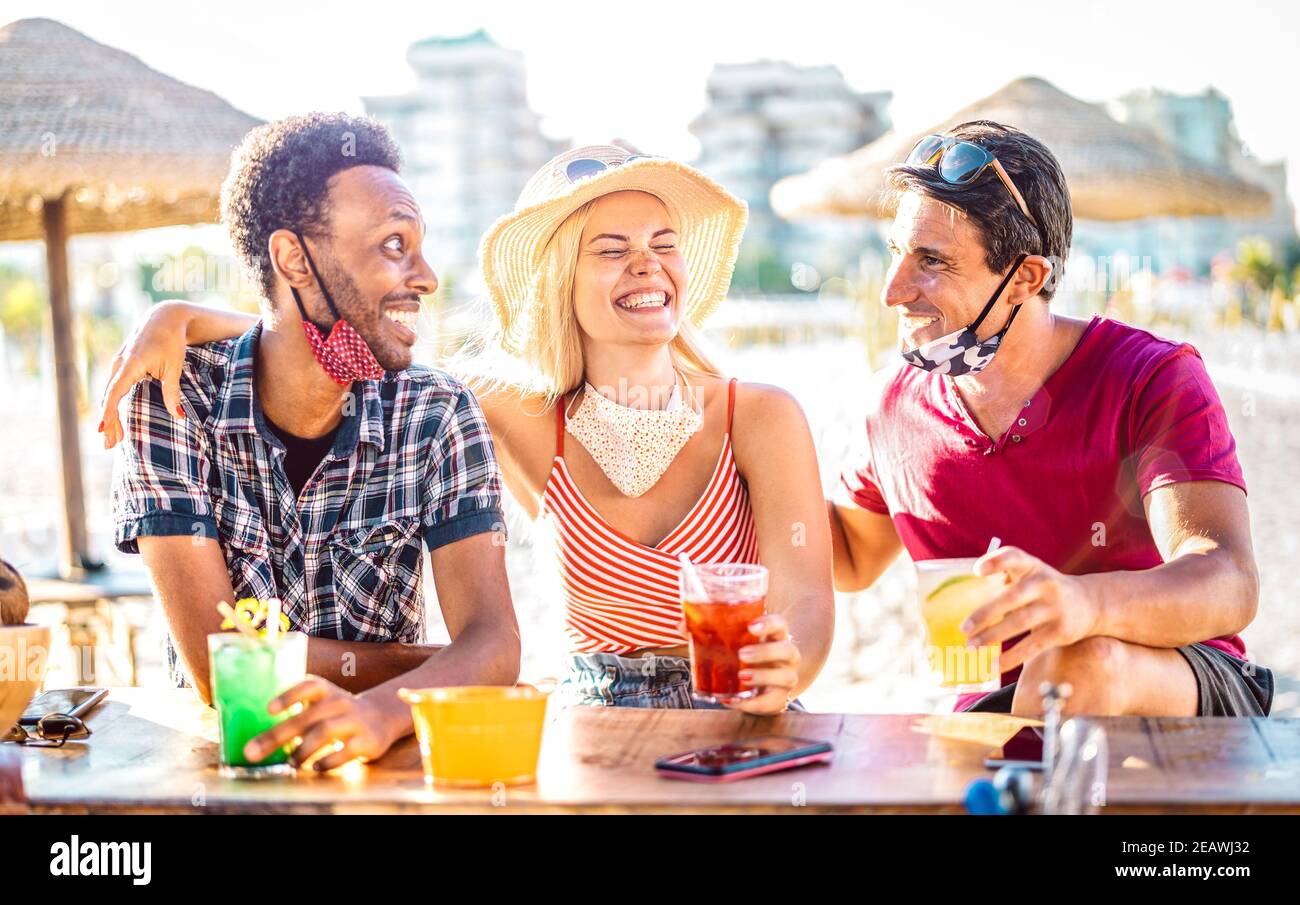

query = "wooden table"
[[8, 689, 1300, 813]]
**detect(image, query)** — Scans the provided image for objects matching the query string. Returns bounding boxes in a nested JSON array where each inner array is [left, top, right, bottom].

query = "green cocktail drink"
[[208, 631, 307, 778]]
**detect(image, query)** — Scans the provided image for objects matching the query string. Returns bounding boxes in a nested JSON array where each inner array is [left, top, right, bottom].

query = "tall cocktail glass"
[[915, 558, 1006, 694], [681, 563, 767, 704], [208, 631, 307, 778]]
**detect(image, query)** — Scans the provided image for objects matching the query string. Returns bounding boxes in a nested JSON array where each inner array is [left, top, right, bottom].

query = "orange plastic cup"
[[398, 685, 548, 787]]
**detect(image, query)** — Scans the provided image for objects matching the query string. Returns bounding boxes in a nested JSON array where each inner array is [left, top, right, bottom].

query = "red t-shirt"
[[840, 316, 1248, 709]]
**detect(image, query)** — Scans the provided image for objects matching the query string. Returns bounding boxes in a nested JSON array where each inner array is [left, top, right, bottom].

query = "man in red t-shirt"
[[829, 121, 1272, 718]]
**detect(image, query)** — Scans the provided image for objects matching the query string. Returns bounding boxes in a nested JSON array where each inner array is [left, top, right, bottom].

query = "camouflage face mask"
[[900, 253, 1027, 377]]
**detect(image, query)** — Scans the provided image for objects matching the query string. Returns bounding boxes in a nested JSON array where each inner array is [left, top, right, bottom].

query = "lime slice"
[[926, 573, 1003, 606], [925, 573, 982, 601]]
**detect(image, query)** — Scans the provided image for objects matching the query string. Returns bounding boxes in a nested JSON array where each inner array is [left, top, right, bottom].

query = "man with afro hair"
[[111, 113, 520, 769]]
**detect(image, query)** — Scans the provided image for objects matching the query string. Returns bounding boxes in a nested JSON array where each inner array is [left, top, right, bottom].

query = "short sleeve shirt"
[[839, 316, 1248, 699], [112, 323, 506, 646]]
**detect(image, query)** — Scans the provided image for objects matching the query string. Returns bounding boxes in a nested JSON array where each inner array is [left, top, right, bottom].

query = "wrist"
[[361, 688, 413, 750], [152, 300, 195, 339], [1077, 572, 1111, 638]]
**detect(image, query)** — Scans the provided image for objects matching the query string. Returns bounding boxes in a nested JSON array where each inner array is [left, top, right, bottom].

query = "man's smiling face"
[[882, 191, 1011, 351], [307, 165, 437, 372]]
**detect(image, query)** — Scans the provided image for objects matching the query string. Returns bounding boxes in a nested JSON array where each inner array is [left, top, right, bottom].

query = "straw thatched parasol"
[[0, 17, 260, 573], [770, 76, 1272, 223]]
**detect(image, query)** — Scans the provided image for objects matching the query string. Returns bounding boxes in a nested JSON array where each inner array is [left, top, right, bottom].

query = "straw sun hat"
[[479, 145, 748, 354]]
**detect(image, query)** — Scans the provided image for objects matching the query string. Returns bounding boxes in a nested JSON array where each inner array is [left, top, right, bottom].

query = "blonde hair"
[[460, 192, 723, 409]]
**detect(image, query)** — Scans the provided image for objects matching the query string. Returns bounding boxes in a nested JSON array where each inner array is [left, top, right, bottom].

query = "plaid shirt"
[[112, 323, 505, 649]]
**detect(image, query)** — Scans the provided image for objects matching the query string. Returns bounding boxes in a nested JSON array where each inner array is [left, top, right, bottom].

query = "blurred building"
[[363, 30, 563, 292], [690, 61, 891, 291], [1074, 87, 1297, 275]]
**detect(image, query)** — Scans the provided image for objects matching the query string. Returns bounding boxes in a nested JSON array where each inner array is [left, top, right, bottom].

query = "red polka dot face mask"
[[290, 231, 385, 385]]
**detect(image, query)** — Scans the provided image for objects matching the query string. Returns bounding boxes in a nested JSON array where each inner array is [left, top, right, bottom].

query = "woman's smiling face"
[[572, 190, 687, 349]]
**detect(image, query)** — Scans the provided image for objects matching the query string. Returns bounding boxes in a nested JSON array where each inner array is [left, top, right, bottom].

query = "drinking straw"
[[979, 537, 1002, 577], [216, 600, 260, 640], [265, 597, 282, 642], [678, 553, 708, 600]]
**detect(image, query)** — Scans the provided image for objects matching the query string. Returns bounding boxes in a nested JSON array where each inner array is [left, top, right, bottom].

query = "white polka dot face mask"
[[565, 378, 703, 498], [290, 230, 386, 385]]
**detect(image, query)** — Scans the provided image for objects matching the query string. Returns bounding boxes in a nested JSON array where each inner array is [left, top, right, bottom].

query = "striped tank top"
[[542, 378, 760, 653]]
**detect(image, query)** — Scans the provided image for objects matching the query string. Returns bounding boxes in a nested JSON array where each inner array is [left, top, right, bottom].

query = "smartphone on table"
[[655, 736, 832, 782], [19, 687, 109, 727]]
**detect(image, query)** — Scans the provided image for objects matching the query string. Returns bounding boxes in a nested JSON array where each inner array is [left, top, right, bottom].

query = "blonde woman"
[[100, 146, 834, 715]]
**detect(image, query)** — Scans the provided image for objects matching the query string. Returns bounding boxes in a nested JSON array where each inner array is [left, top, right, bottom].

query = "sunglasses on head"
[[2, 712, 92, 748], [563, 154, 658, 184], [905, 134, 1039, 228]]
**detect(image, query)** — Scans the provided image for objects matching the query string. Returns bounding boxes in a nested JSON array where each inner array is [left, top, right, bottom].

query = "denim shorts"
[[559, 651, 806, 711]]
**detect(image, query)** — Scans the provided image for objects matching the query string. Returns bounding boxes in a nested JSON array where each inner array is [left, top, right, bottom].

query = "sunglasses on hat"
[[563, 154, 658, 184]]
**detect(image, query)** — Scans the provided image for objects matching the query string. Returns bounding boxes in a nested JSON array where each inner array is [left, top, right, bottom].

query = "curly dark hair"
[[220, 112, 402, 298], [886, 121, 1072, 300]]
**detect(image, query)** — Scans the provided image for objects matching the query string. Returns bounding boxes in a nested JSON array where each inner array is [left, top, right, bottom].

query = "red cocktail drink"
[[680, 563, 768, 704]]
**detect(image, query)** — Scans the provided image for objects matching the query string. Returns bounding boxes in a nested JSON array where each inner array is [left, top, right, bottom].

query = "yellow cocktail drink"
[[398, 686, 548, 787], [915, 558, 1007, 692]]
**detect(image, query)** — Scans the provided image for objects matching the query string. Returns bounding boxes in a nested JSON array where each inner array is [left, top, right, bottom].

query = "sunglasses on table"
[[905, 134, 1039, 228], [2, 713, 92, 748]]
